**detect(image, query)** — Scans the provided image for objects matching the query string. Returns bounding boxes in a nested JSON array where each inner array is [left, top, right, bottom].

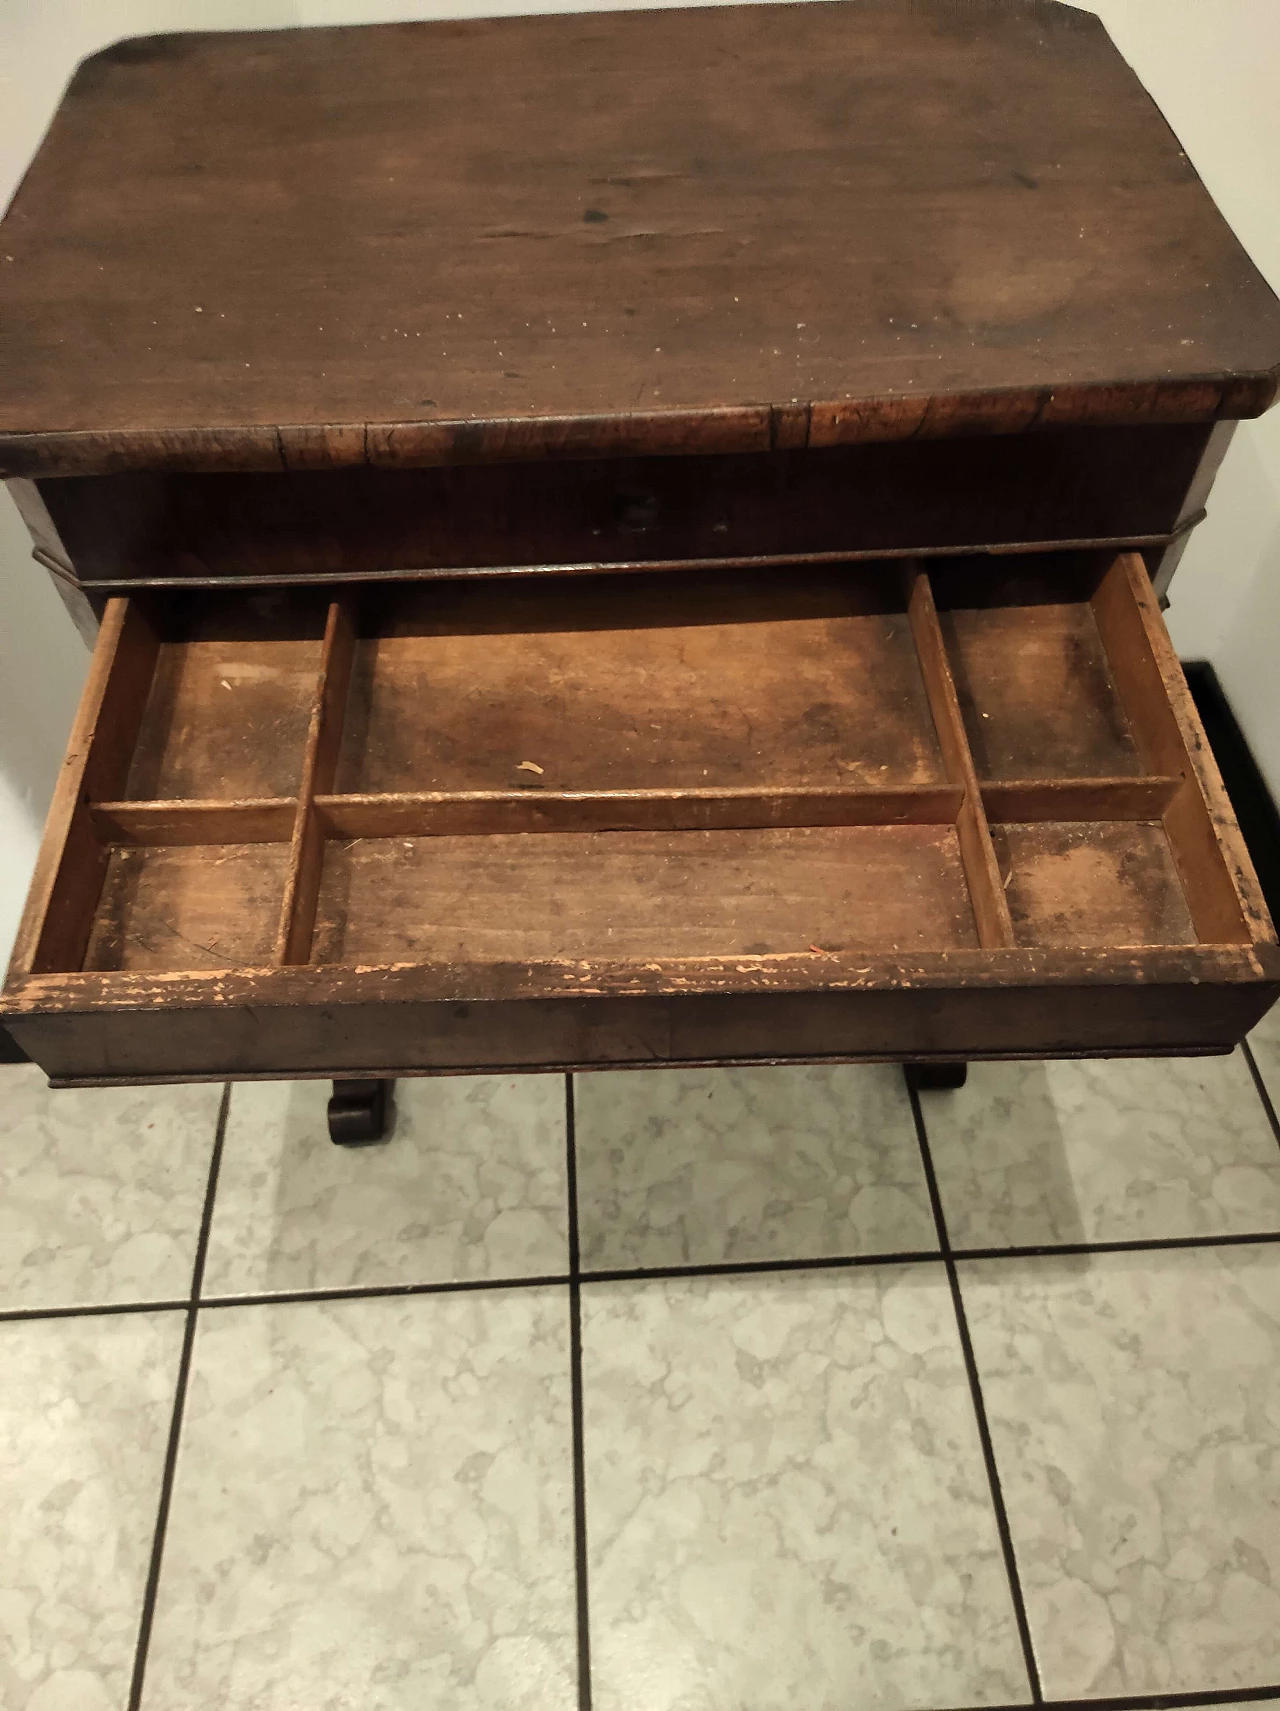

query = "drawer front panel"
[[5, 549, 1277, 1080], [9, 978, 1275, 1088], [29, 424, 1211, 589]]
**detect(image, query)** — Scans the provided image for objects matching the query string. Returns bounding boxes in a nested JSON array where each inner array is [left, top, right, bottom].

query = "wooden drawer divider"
[[903, 562, 1013, 949], [8, 551, 1269, 984], [276, 597, 358, 965]]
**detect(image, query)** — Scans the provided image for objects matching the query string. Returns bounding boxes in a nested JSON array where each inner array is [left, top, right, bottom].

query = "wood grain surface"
[[335, 569, 944, 794], [992, 821, 1197, 949], [83, 844, 289, 972], [2, 1, 1278, 477], [310, 824, 980, 965], [25, 426, 1215, 584], [5, 549, 1278, 1075]]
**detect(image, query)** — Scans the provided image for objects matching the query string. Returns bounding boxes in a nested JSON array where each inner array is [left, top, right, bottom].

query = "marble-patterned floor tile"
[[574, 1064, 936, 1271], [0, 1311, 183, 1711], [1248, 1000, 1280, 1114], [142, 1288, 576, 1711], [961, 1244, 1280, 1699], [922, 1052, 1280, 1249], [0, 1064, 223, 1310], [203, 1074, 567, 1297], [582, 1265, 1028, 1711]]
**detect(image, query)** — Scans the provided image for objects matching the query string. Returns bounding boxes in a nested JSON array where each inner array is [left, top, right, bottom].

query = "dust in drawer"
[[309, 825, 980, 965], [991, 821, 1197, 949], [82, 844, 288, 972]]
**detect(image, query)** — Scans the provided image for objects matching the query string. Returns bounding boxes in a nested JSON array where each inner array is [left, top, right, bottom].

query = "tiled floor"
[[3, 1045, 1280, 1711]]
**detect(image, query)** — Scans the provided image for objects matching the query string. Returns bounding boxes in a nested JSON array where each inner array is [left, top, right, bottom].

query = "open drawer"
[[4, 551, 1277, 1084]]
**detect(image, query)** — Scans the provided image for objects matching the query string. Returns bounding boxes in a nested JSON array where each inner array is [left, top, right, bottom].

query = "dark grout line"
[[199, 1272, 572, 1311], [569, 1281, 593, 1711], [0, 1297, 189, 1325], [943, 1686, 1280, 1711], [1066, 1688, 1280, 1710], [12, 1231, 1280, 1331], [581, 1248, 942, 1285], [1243, 1038, 1280, 1152], [953, 1229, 1280, 1264], [580, 1227, 1280, 1287], [565, 1073, 593, 1711], [566, 1071, 582, 1281], [1072, 1689, 1280, 1710], [16, 1230, 1280, 1331], [909, 1082, 1044, 1705], [127, 1082, 230, 1711]]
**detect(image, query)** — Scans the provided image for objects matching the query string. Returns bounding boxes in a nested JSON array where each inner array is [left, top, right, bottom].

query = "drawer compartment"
[[333, 569, 946, 795], [310, 825, 978, 965], [120, 596, 328, 801], [4, 551, 1277, 1082], [84, 843, 293, 973]]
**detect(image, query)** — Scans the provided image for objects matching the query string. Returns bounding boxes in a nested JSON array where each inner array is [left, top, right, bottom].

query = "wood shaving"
[[516, 760, 544, 774]]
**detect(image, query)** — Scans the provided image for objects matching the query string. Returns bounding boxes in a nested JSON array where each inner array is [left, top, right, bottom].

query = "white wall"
[[2, 0, 1278, 965]]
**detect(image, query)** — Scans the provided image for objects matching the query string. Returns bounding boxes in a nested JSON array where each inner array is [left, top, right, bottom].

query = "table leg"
[[327, 1078, 395, 1145], [903, 1062, 968, 1092]]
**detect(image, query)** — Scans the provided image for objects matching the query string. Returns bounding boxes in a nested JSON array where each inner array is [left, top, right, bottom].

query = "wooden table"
[[3, 2, 1279, 1140]]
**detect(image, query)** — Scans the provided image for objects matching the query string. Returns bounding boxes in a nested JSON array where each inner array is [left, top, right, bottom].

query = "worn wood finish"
[[940, 598, 1143, 782], [82, 844, 290, 973], [980, 777, 1180, 824], [1090, 553, 1260, 946], [904, 565, 1012, 950], [122, 600, 326, 801], [336, 569, 943, 795], [276, 599, 357, 965], [18, 424, 1215, 591], [315, 787, 965, 840], [7, 599, 158, 979], [6, 554, 1275, 1052], [2, 3, 1279, 480], [310, 824, 979, 967], [6, 949, 1279, 1085], [90, 799, 298, 844], [992, 822, 1197, 949], [8, 941, 1276, 1016], [4, 4, 1279, 1084]]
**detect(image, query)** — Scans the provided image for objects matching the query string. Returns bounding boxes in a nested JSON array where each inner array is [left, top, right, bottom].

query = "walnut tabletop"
[[1, 0, 1279, 479]]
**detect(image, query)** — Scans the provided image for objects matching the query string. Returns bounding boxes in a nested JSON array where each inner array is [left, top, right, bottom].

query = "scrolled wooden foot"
[[903, 1061, 968, 1092], [327, 1078, 395, 1145]]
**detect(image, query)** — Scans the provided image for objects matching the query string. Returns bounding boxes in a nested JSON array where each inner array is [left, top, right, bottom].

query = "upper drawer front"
[[28, 424, 1211, 589], [4, 548, 1277, 1083]]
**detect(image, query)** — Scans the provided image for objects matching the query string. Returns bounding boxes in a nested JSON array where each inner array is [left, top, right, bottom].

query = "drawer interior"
[[333, 570, 947, 794], [120, 596, 328, 801], [12, 552, 1262, 980], [935, 561, 1145, 782]]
